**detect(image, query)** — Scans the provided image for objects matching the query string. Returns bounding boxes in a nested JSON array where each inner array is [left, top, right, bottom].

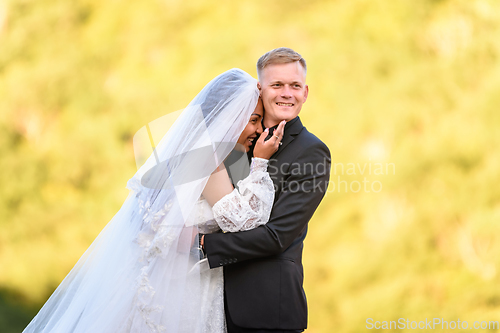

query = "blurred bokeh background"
[[1, 0, 500, 331]]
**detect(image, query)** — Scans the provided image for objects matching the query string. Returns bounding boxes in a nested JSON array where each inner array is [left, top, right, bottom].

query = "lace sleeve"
[[212, 157, 275, 232]]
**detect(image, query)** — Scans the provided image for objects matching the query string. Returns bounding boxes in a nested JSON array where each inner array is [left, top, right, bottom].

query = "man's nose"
[[281, 85, 292, 98]]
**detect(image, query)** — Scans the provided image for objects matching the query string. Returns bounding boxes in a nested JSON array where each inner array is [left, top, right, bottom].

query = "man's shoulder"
[[295, 124, 330, 156]]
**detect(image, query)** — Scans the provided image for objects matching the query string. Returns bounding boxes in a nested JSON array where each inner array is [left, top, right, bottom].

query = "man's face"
[[258, 61, 308, 128]]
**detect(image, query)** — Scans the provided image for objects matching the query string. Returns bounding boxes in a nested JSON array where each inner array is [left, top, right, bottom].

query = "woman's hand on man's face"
[[253, 120, 285, 160]]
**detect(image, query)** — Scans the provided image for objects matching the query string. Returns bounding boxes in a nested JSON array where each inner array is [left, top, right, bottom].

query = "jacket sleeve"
[[204, 140, 331, 269]]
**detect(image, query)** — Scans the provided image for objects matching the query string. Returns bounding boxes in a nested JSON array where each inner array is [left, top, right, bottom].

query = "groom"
[[203, 47, 331, 332]]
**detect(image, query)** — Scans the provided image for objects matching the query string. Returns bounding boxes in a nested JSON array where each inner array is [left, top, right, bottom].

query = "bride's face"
[[236, 99, 264, 152]]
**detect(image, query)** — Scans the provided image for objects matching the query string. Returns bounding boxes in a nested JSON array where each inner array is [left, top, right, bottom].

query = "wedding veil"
[[24, 69, 259, 332]]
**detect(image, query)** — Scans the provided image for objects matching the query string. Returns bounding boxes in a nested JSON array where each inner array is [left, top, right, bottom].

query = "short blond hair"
[[257, 47, 307, 80]]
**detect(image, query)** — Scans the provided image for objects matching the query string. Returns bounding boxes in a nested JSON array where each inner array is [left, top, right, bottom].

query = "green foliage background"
[[1, 0, 500, 331]]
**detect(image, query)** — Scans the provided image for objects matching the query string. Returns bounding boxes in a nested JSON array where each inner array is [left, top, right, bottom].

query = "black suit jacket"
[[204, 116, 331, 330]]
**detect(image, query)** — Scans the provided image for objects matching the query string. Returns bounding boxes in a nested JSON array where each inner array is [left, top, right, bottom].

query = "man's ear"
[[303, 85, 309, 103], [257, 82, 261, 90]]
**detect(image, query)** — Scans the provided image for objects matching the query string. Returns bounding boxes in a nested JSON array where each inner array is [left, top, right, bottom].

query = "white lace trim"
[[135, 267, 166, 333], [126, 178, 176, 332], [126, 178, 178, 260]]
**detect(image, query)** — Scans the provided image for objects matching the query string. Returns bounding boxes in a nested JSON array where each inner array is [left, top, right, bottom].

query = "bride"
[[23, 68, 284, 333]]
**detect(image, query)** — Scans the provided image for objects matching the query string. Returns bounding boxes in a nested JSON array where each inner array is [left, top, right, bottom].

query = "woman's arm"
[[201, 165, 234, 207]]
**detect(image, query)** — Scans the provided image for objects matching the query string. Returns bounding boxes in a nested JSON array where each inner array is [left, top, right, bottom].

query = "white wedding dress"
[[23, 68, 267, 333]]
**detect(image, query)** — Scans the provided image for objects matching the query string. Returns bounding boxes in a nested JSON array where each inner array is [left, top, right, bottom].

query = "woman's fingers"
[[274, 120, 286, 146], [254, 121, 286, 158], [258, 128, 269, 145]]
